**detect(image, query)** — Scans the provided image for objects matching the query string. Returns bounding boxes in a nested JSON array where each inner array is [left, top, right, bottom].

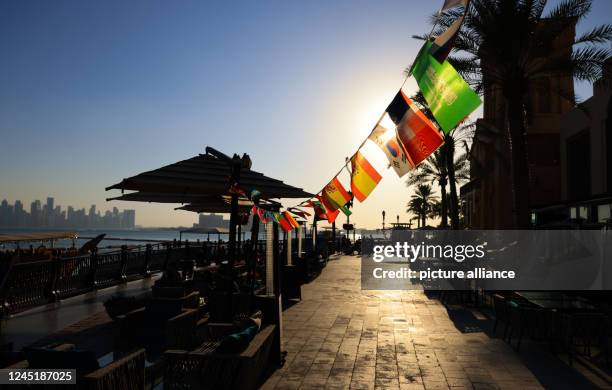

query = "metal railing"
[[0, 242, 187, 317], [0, 236, 297, 318]]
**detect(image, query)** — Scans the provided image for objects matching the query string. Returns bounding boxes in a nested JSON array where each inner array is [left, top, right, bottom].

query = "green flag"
[[411, 41, 481, 133], [340, 205, 352, 217]]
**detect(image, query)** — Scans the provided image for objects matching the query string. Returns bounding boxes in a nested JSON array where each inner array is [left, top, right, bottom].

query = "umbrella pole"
[[229, 193, 238, 266], [238, 222, 242, 259], [228, 155, 242, 267], [332, 221, 336, 254], [249, 202, 260, 297]]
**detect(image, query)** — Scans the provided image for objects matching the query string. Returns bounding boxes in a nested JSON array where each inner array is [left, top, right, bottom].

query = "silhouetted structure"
[[461, 20, 577, 228], [0, 197, 136, 229]]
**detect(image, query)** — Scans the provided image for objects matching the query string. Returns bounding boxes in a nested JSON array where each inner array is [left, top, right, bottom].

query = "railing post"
[[120, 245, 128, 283], [0, 260, 15, 318], [90, 248, 98, 290], [48, 255, 61, 302], [144, 244, 152, 276]]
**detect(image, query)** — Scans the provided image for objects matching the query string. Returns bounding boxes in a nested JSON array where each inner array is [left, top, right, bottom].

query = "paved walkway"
[[263, 256, 543, 390]]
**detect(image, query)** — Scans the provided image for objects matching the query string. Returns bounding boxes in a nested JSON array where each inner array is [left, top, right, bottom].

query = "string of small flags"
[[253, 0, 477, 231]]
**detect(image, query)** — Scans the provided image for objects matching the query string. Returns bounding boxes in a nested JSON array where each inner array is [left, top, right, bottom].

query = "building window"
[[598, 204, 611, 223], [579, 206, 589, 220]]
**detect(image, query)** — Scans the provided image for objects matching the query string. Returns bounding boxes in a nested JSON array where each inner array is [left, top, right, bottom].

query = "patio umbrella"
[[106, 146, 312, 288]]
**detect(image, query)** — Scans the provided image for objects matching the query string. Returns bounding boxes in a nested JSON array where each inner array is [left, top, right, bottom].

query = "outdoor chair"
[[164, 324, 276, 390], [559, 312, 608, 366], [207, 292, 252, 323], [80, 348, 145, 390], [8, 344, 145, 390], [114, 306, 206, 358], [507, 305, 546, 351], [492, 294, 510, 340]]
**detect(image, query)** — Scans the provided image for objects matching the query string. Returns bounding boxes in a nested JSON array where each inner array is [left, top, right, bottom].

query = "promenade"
[[263, 255, 544, 390], [0, 275, 158, 351]]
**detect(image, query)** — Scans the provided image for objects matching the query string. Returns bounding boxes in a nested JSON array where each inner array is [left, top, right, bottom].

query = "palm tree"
[[430, 0, 611, 227], [428, 199, 446, 223], [443, 125, 472, 229], [407, 184, 439, 227], [408, 92, 474, 229], [407, 149, 449, 227], [406, 125, 471, 229], [407, 198, 424, 228]]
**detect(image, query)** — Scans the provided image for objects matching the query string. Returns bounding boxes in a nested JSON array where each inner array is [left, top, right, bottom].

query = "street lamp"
[[382, 210, 386, 231]]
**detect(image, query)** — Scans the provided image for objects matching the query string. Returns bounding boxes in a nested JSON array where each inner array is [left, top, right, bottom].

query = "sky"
[[1, 0, 611, 229]]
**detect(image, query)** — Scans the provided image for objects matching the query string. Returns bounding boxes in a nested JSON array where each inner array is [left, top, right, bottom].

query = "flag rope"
[[284, 0, 472, 215]]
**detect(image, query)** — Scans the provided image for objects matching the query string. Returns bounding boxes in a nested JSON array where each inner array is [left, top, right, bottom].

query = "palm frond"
[[575, 24, 612, 45], [546, 0, 592, 21]]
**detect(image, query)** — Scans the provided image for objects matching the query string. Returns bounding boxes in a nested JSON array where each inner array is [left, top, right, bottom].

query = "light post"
[[382, 210, 386, 231]]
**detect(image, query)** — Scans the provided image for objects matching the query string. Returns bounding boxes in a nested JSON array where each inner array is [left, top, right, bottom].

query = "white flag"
[[368, 121, 413, 177]]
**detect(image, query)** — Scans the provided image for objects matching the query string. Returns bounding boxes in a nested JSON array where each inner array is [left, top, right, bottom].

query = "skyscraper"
[[46, 197, 55, 227], [122, 210, 136, 229], [30, 200, 41, 227]]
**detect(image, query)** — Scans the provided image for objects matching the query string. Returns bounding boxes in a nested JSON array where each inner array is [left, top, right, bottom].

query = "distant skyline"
[[0, 196, 136, 229], [1, 0, 611, 228]]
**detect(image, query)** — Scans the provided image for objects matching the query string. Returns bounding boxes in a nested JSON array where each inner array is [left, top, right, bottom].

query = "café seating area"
[[487, 291, 612, 368], [0, 232, 332, 389]]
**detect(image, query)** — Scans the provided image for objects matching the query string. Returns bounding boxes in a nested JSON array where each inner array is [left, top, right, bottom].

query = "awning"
[[107, 192, 281, 214], [106, 151, 313, 200], [0, 231, 79, 244]]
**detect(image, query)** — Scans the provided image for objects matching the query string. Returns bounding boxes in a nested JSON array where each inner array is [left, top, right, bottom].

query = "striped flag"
[[278, 215, 293, 232], [284, 211, 300, 229], [305, 200, 328, 221], [431, 0, 469, 63], [351, 151, 382, 202], [387, 90, 444, 166], [288, 207, 310, 219], [321, 177, 352, 211], [325, 208, 341, 224], [252, 206, 268, 224], [315, 195, 342, 223], [430, 14, 464, 63]]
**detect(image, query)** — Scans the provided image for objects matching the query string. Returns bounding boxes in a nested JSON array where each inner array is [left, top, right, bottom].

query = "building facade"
[[461, 21, 576, 228]]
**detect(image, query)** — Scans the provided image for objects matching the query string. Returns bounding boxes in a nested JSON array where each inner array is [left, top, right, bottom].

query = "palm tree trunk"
[[444, 141, 460, 229], [507, 97, 531, 228], [439, 177, 448, 228]]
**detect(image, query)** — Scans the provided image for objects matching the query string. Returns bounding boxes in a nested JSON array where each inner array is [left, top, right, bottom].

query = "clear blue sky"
[[1, 0, 610, 228]]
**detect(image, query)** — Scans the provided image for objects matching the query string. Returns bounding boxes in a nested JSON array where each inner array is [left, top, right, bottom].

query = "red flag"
[[316, 195, 342, 223], [305, 200, 328, 220], [284, 211, 300, 228], [388, 90, 444, 166], [278, 215, 293, 232]]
